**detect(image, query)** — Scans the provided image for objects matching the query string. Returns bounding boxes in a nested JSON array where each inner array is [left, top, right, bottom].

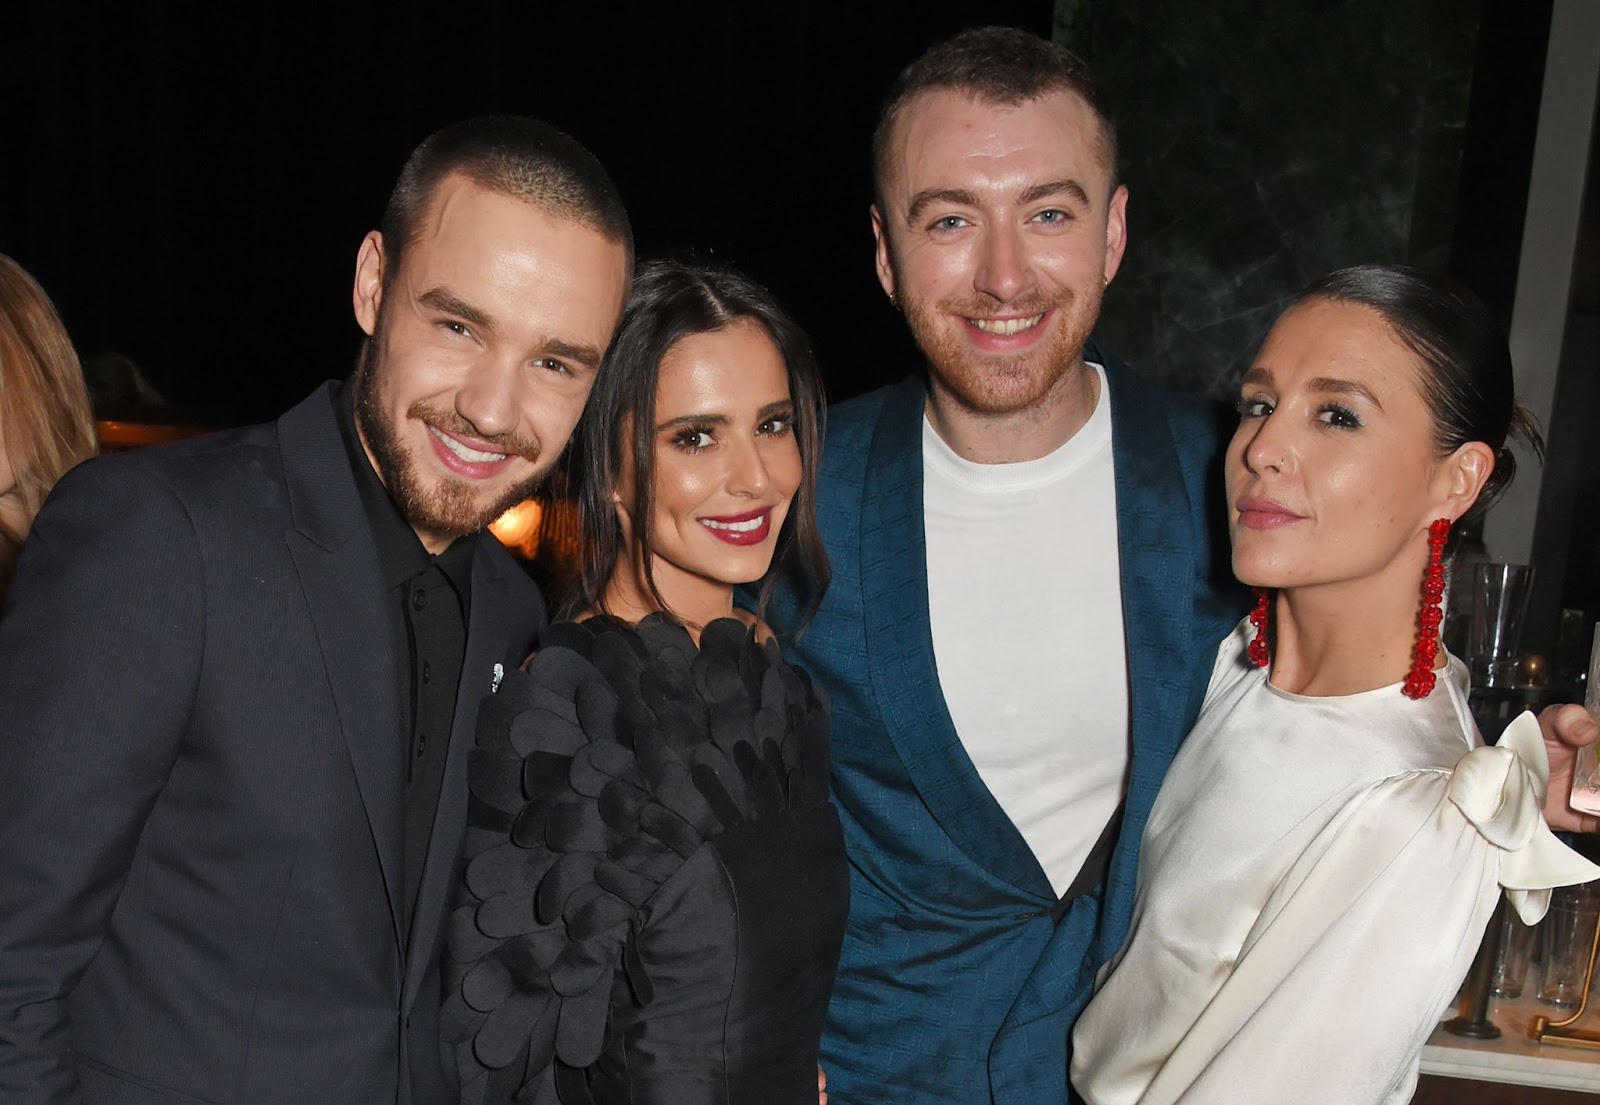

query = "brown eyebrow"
[[419, 287, 602, 371], [1018, 179, 1091, 207], [655, 400, 793, 432], [1239, 366, 1385, 411], [545, 338, 604, 373], [1308, 376, 1385, 411], [418, 287, 492, 332], [905, 180, 1092, 225], [905, 188, 979, 224], [657, 413, 729, 431]]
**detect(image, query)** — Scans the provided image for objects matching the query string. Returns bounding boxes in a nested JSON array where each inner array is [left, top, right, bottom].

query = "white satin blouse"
[[1071, 620, 1599, 1105]]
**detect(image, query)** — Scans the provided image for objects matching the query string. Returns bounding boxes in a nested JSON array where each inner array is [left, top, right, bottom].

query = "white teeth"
[[969, 314, 1045, 336], [429, 425, 507, 464], [701, 516, 765, 533]]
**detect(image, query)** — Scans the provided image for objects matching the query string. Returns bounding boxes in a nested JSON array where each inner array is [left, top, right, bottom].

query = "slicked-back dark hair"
[[1296, 264, 1542, 532], [570, 258, 829, 629], [871, 26, 1117, 207], [379, 115, 633, 285]]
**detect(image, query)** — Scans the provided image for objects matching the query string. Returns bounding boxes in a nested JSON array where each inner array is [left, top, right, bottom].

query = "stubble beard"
[[353, 329, 549, 544], [903, 280, 1104, 417]]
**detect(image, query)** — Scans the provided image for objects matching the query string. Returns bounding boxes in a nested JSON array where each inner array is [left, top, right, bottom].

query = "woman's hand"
[[1540, 703, 1600, 833], [818, 1063, 828, 1105]]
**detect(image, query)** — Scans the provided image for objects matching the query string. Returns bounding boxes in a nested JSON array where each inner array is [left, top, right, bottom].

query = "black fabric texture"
[[333, 381, 474, 938], [445, 615, 848, 1105]]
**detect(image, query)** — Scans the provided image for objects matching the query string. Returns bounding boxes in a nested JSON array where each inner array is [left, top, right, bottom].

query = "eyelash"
[[668, 414, 795, 453], [670, 426, 716, 452], [1234, 397, 1364, 430], [1318, 404, 1363, 429]]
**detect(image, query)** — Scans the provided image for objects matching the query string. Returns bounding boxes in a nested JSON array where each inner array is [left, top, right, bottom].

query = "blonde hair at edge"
[[0, 255, 96, 601]]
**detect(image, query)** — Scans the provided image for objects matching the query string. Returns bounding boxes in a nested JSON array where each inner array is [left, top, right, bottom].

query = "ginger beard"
[[353, 324, 549, 543], [902, 280, 1104, 415]]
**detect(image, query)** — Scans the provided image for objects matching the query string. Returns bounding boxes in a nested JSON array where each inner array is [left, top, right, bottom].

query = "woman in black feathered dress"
[[444, 259, 846, 1105]]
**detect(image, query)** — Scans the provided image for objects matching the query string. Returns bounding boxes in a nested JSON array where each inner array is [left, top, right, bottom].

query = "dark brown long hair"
[[568, 258, 829, 628]]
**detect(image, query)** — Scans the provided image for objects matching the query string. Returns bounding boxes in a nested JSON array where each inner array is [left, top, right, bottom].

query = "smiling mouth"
[[699, 509, 773, 546], [427, 424, 508, 464], [967, 314, 1045, 336]]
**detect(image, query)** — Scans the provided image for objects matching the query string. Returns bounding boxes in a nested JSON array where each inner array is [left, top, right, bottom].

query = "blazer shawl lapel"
[[279, 384, 408, 951], [1101, 362, 1201, 922], [996, 362, 1210, 1039], [860, 376, 1053, 901], [403, 539, 514, 1008]]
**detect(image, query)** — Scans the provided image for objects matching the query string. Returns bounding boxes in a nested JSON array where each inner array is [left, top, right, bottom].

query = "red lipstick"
[[698, 507, 773, 547]]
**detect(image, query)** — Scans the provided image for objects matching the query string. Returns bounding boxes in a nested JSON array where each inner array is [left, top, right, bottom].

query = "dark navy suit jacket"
[[770, 358, 1243, 1104], [0, 384, 543, 1105]]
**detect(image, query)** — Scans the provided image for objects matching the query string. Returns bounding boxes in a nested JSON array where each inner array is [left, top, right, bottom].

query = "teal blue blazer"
[[770, 357, 1244, 1105]]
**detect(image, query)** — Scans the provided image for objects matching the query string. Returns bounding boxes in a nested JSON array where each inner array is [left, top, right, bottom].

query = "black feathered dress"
[[444, 615, 849, 1105]]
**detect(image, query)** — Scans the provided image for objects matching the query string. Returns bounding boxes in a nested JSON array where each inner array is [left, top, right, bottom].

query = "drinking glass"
[[1537, 882, 1600, 1009], [1469, 563, 1536, 688], [1570, 625, 1600, 815]]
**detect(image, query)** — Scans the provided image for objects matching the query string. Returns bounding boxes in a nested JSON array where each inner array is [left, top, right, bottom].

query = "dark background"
[[5, 0, 1596, 652], [2, 0, 1055, 426]]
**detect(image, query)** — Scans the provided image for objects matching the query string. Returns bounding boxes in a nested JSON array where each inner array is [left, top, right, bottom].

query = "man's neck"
[[924, 359, 1101, 464]]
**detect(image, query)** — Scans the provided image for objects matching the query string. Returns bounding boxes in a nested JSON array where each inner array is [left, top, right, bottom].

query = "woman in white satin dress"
[[1071, 265, 1599, 1105]]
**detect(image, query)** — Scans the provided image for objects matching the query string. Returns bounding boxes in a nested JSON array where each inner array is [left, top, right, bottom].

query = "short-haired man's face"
[[351, 173, 629, 552], [872, 89, 1127, 417]]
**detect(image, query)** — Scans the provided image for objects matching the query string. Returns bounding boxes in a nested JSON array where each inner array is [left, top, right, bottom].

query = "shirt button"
[[416, 735, 427, 757], [412, 589, 428, 612], [422, 661, 432, 684]]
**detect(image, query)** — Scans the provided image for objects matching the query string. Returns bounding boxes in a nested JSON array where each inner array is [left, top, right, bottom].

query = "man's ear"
[[871, 204, 897, 304], [353, 231, 386, 337], [1103, 184, 1129, 286]]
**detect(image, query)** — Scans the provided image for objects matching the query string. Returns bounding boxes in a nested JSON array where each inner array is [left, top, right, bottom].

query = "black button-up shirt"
[[334, 385, 473, 943]]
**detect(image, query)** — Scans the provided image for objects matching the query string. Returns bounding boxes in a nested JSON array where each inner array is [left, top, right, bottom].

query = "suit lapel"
[[860, 377, 1054, 900], [279, 385, 407, 951], [403, 539, 514, 1006], [1103, 363, 1199, 909]]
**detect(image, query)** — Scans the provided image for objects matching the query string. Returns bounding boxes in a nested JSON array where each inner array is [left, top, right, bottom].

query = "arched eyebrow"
[[1308, 377, 1384, 410], [656, 400, 793, 432], [1239, 366, 1385, 410]]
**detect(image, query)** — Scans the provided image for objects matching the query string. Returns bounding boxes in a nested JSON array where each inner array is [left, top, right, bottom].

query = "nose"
[[1242, 412, 1290, 475], [973, 223, 1034, 304], [727, 437, 772, 498], [453, 354, 522, 440]]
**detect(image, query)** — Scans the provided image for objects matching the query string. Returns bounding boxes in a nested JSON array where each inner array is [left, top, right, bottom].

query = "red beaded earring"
[[1248, 587, 1271, 668], [1402, 518, 1451, 700]]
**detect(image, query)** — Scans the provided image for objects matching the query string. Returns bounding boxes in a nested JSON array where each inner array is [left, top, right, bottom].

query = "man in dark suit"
[[0, 116, 630, 1105]]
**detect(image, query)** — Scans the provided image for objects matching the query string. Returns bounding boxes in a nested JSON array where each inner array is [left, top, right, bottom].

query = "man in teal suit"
[[768, 28, 1244, 1104]]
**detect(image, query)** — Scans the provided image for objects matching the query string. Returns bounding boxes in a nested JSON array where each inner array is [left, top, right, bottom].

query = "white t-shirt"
[[923, 363, 1130, 897]]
